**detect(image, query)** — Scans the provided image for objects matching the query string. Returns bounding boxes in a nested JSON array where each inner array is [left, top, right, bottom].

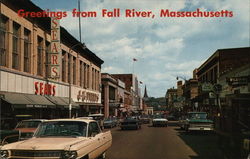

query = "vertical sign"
[[49, 17, 61, 78]]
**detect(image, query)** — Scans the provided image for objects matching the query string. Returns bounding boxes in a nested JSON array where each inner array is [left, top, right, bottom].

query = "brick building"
[[111, 74, 141, 113]]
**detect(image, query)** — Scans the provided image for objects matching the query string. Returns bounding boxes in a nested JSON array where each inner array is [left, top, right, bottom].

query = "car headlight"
[[0, 150, 9, 158], [62, 151, 77, 159]]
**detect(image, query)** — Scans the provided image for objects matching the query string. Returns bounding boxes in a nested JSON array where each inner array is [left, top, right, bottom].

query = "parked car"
[[103, 118, 117, 128], [14, 119, 46, 140], [183, 112, 214, 132], [120, 116, 141, 130], [167, 115, 177, 121], [152, 114, 168, 127], [0, 130, 20, 146], [179, 115, 187, 130], [140, 115, 151, 124], [88, 114, 104, 129], [0, 118, 112, 159]]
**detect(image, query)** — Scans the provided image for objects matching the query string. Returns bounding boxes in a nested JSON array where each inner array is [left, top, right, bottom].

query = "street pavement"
[[105, 122, 225, 159]]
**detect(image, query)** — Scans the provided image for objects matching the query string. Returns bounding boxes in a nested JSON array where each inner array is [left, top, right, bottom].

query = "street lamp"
[[68, 42, 86, 118]]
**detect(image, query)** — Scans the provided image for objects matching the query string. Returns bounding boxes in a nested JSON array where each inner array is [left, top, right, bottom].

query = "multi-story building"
[[165, 88, 177, 110], [196, 47, 250, 117], [0, 0, 103, 129], [111, 74, 141, 113]]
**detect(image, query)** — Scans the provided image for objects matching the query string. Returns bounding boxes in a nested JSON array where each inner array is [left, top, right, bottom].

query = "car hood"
[[104, 121, 112, 123], [1, 137, 88, 151], [153, 118, 168, 121], [188, 119, 213, 123]]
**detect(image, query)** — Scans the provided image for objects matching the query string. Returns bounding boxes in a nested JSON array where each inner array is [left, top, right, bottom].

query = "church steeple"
[[143, 85, 149, 98]]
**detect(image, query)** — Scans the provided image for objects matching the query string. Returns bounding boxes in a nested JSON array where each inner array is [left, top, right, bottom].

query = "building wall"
[[0, 3, 101, 104]]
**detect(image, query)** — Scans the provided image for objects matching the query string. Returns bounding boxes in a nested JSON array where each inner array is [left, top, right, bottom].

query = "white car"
[[152, 115, 168, 127], [0, 119, 112, 159]]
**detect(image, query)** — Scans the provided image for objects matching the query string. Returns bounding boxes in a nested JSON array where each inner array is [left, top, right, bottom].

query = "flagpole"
[[133, 60, 134, 74]]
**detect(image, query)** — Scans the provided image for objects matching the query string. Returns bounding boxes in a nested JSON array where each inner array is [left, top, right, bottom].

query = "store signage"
[[77, 90, 99, 103], [48, 17, 61, 78], [35, 82, 56, 96], [227, 76, 250, 87], [26, 104, 47, 108], [201, 83, 213, 92]]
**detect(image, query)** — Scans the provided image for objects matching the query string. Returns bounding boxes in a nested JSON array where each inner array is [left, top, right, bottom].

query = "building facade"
[[0, 0, 103, 129], [111, 74, 141, 113], [196, 47, 250, 118]]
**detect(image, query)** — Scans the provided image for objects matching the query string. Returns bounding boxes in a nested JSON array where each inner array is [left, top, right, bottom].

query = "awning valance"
[[0, 92, 55, 108]]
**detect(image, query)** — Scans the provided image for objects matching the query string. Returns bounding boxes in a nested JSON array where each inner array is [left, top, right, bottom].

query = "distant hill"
[[144, 97, 166, 111]]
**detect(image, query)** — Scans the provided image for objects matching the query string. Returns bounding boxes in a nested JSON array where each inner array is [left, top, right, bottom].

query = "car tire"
[[98, 152, 106, 159]]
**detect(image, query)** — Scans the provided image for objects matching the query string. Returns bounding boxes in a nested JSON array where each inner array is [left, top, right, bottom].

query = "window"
[[68, 54, 71, 83], [37, 37, 43, 76], [87, 65, 90, 88], [73, 56, 76, 85], [88, 122, 100, 137], [0, 15, 7, 66], [80, 61, 83, 87], [45, 41, 50, 78], [24, 28, 30, 72], [12, 22, 20, 70], [62, 50, 66, 82]]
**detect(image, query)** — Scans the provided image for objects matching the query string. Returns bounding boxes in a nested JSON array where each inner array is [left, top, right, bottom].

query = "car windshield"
[[34, 121, 87, 137], [188, 113, 207, 119], [104, 118, 112, 121], [16, 121, 42, 128], [153, 114, 164, 119]]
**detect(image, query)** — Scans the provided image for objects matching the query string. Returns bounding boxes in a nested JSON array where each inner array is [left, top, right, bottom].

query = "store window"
[[12, 22, 20, 70], [0, 15, 7, 66], [24, 28, 31, 72], [37, 36, 43, 76]]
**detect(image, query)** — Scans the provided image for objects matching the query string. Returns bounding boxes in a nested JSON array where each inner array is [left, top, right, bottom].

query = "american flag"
[[133, 58, 138, 61]]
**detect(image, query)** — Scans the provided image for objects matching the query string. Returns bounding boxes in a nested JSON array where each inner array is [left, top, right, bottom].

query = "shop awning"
[[0, 92, 55, 108], [45, 96, 80, 109]]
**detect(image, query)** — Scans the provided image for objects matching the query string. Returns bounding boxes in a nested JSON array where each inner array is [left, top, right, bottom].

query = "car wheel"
[[98, 152, 106, 159]]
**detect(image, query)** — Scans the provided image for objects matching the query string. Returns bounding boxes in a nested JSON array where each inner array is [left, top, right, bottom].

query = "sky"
[[31, 0, 250, 97]]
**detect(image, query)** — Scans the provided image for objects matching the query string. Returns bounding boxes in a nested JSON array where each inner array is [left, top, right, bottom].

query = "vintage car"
[[183, 112, 214, 132], [120, 116, 141, 130], [0, 130, 20, 146], [152, 114, 168, 127], [140, 115, 151, 124], [14, 119, 47, 140], [88, 114, 104, 130], [103, 118, 117, 128], [0, 119, 112, 159]]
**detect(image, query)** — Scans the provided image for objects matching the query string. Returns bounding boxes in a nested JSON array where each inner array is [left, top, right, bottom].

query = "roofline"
[[197, 47, 250, 73]]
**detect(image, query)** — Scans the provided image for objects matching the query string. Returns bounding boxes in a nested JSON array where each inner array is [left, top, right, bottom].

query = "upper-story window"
[[0, 14, 7, 67], [45, 41, 50, 78], [62, 50, 66, 82], [24, 28, 31, 73], [73, 56, 76, 85], [80, 61, 83, 87], [37, 36, 43, 76], [68, 53, 71, 83], [12, 22, 20, 70]]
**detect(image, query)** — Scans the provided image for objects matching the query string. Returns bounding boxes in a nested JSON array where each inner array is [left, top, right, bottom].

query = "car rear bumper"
[[189, 127, 214, 131]]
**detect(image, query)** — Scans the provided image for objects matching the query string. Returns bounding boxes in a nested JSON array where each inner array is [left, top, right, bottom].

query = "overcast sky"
[[32, 0, 249, 97]]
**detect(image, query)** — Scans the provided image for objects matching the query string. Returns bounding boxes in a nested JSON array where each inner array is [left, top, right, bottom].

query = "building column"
[[104, 84, 109, 118]]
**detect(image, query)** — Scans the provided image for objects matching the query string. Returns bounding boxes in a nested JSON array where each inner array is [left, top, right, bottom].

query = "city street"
[[106, 123, 224, 159]]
